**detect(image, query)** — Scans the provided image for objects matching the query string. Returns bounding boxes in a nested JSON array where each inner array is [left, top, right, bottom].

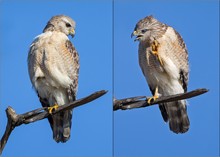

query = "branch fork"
[[0, 90, 107, 155]]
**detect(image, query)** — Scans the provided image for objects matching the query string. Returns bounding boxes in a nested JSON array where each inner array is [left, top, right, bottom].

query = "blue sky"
[[0, 0, 219, 157], [0, 1, 112, 156], [114, 1, 219, 156]]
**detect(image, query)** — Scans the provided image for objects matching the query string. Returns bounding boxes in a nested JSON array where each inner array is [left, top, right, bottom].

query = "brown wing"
[[51, 39, 79, 142], [65, 40, 79, 101], [159, 27, 189, 92], [173, 29, 189, 92]]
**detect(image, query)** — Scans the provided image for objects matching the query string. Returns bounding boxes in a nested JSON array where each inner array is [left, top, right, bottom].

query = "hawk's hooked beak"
[[131, 30, 142, 42], [69, 28, 75, 38]]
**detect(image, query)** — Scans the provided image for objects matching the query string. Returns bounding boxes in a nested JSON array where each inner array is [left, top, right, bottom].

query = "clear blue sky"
[[0, 0, 219, 157], [114, 1, 219, 156], [0, 1, 112, 156]]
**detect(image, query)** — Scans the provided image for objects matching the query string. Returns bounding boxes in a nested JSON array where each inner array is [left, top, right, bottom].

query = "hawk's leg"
[[151, 40, 163, 66], [147, 86, 159, 104], [48, 104, 59, 114]]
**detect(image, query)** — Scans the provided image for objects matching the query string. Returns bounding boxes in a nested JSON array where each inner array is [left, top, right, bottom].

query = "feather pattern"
[[134, 15, 190, 133], [28, 15, 79, 142]]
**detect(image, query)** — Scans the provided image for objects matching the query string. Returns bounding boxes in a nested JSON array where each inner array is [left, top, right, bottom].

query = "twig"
[[113, 88, 209, 111], [0, 90, 107, 155]]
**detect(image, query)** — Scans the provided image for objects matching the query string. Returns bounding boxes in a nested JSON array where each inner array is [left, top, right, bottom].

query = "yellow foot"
[[48, 104, 59, 114], [147, 86, 159, 104], [147, 95, 159, 104], [151, 40, 159, 52], [151, 40, 163, 66]]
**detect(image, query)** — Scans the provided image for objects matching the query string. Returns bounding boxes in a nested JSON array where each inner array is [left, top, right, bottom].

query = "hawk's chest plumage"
[[139, 43, 163, 92], [28, 31, 79, 106], [138, 27, 186, 95]]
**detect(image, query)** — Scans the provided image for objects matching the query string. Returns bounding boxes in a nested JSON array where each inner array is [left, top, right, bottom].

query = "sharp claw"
[[147, 95, 159, 104], [147, 86, 159, 104], [151, 40, 163, 65], [48, 104, 59, 114], [147, 97, 153, 104]]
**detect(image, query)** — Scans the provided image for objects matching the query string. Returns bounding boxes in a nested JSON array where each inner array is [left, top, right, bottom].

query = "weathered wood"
[[113, 88, 208, 111], [0, 90, 107, 155], [0, 107, 17, 154]]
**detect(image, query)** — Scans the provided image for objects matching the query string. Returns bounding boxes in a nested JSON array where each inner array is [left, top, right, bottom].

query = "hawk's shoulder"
[[65, 40, 80, 73], [165, 27, 188, 55], [163, 26, 189, 91]]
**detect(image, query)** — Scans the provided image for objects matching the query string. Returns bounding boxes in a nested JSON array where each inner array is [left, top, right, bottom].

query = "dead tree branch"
[[0, 90, 107, 155], [113, 88, 208, 111]]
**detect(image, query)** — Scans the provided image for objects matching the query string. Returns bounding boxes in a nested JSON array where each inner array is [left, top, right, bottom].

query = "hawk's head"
[[43, 15, 76, 38], [131, 15, 167, 42]]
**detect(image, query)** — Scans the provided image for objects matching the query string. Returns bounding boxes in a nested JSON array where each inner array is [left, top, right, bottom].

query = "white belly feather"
[[29, 32, 71, 106], [139, 44, 184, 97], [34, 69, 69, 106]]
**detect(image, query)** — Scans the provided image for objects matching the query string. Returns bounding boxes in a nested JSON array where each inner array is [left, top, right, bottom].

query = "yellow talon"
[[152, 40, 159, 51], [48, 104, 59, 114], [151, 40, 163, 66], [147, 86, 159, 104], [147, 95, 159, 104]]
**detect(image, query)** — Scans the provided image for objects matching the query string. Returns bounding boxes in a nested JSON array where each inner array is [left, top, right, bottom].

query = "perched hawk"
[[28, 15, 79, 142], [131, 15, 190, 133]]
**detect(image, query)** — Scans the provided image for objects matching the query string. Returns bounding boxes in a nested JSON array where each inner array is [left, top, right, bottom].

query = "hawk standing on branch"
[[28, 15, 79, 142], [131, 15, 190, 133]]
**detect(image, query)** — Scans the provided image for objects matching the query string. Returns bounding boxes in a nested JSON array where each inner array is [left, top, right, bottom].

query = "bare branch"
[[0, 90, 107, 155], [113, 88, 209, 111]]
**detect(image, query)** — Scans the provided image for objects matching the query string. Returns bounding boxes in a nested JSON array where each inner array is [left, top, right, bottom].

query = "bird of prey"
[[131, 15, 190, 133], [28, 15, 79, 142]]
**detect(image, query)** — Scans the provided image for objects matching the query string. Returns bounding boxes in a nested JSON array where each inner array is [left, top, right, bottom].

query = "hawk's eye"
[[141, 29, 148, 33], [66, 23, 71, 27]]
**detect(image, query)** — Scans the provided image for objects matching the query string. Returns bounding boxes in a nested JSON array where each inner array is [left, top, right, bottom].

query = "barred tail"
[[160, 100, 190, 133], [52, 110, 72, 143]]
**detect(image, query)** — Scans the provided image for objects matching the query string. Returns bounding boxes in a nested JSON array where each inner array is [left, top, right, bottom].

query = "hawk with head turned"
[[28, 15, 79, 142], [131, 15, 190, 133]]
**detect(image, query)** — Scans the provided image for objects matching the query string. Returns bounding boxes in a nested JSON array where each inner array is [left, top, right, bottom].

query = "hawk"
[[28, 15, 79, 142], [131, 15, 190, 133]]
